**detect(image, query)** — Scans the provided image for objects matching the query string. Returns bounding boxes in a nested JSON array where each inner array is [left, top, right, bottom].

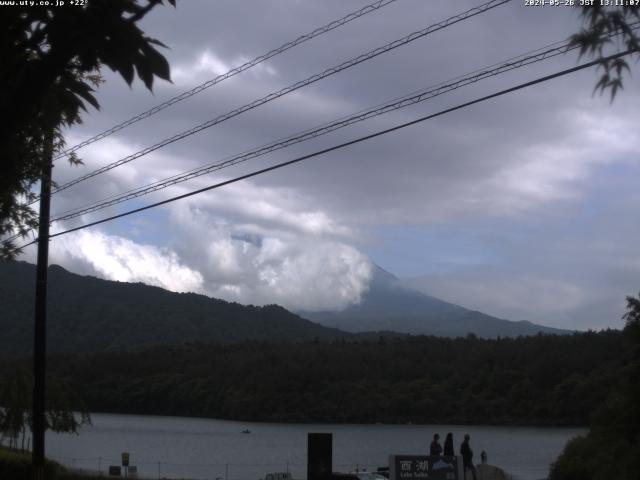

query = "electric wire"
[[43, 0, 511, 199], [53, 0, 401, 161], [49, 34, 582, 219], [51, 37, 580, 222], [49, 23, 639, 221], [13, 49, 633, 252], [3, 32, 575, 242], [4, 25, 635, 244]]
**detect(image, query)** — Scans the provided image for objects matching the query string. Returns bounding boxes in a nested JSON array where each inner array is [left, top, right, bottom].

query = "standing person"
[[460, 434, 477, 480], [429, 433, 443, 456], [443, 432, 454, 456]]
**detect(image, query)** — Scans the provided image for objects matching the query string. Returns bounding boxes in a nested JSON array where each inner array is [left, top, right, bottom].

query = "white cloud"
[[170, 48, 278, 89], [166, 191, 373, 311], [233, 54, 278, 78], [30, 176, 374, 313], [202, 234, 372, 312], [429, 101, 640, 220], [172, 49, 232, 84], [175, 177, 357, 238], [48, 229, 205, 294], [21, 1, 639, 331]]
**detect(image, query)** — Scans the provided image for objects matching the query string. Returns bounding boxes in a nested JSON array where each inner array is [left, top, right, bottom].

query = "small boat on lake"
[[264, 473, 292, 480]]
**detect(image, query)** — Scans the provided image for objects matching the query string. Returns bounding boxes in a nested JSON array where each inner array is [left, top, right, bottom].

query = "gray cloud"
[[17, 1, 639, 329]]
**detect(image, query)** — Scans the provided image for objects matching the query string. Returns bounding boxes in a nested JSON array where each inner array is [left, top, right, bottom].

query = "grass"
[[0, 445, 107, 479], [1, 445, 200, 479]]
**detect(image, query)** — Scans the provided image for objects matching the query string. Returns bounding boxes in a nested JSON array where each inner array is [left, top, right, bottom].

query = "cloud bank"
[[12, 1, 640, 329]]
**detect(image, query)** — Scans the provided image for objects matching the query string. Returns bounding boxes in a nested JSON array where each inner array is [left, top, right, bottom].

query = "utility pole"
[[32, 136, 53, 480]]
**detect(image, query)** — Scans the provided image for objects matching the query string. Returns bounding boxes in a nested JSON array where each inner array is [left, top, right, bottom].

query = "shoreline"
[[77, 409, 589, 429], [43, 417, 578, 480]]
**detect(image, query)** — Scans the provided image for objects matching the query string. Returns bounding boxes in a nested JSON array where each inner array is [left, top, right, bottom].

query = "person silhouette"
[[460, 434, 477, 480], [429, 433, 443, 456], [443, 432, 454, 456]]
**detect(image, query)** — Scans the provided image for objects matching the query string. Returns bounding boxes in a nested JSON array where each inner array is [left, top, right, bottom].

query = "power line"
[[32, 23, 640, 225], [51, 38, 579, 222], [53, 0, 401, 162], [3, 232, 25, 243], [48, 23, 639, 222], [21, 17, 637, 247], [6, 26, 635, 245], [14, 49, 631, 251], [44, 0, 510, 199]]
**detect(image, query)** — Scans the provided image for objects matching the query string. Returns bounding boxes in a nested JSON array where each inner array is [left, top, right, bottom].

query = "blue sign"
[[389, 455, 461, 480]]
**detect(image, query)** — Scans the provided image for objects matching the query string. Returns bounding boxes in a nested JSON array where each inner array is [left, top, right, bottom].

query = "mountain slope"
[[300, 265, 568, 338], [0, 261, 352, 356]]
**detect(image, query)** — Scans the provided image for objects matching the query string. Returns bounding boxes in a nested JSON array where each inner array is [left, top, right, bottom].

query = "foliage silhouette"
[[0, 261, 354, 355], [0, 0, 175, 259], [570, 5, 640, 99], [0, 368, 91, 450], [0, 329, 627, 426], [550, 292, 640, 480]]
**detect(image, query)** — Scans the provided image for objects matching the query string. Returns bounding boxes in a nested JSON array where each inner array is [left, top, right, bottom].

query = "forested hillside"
[[2, 330, 627, 426], [1, 261, 568, 358], [0, 261, 352, 355]]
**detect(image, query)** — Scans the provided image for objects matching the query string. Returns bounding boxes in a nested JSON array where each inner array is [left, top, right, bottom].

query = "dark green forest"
[[0, 330, 629, 426], [549, 296, 640, 480], [0, 262, 566, 356], [0, 262, 352, 356]]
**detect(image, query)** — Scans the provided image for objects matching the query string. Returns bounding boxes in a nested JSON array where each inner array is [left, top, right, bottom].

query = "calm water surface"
[[45, 413, 584, 480]]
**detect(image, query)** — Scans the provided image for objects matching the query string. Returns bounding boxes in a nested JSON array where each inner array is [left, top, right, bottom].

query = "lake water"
[[45, 413, 585, 480]]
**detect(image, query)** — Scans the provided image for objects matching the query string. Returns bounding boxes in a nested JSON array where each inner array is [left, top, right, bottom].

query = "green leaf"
[[68, 79, 100, 110], [134, 58, 154, 90], [141, 40, 171, 82]]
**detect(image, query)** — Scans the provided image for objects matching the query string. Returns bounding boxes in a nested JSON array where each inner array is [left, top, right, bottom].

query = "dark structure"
[[308, 433, 332, 480]]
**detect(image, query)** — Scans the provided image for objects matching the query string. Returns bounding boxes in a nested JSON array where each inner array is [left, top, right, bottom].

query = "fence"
[[49, 455, 385, 480]]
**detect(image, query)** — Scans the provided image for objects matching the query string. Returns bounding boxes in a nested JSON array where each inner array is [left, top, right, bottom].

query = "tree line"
[[549, 293, 640, 480], [0, 329, 630, 427], [0, 368, 90, 451]]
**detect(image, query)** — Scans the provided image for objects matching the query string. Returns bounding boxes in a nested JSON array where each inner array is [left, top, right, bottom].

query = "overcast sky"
[[18, 0, 640, 330]]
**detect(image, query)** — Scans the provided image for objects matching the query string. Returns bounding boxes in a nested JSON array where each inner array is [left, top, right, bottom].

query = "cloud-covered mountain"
[[300, 265, 569, 338], [0, 261, 353, 356], [16, 1, 638, 333], [1, 260, 568, 359]]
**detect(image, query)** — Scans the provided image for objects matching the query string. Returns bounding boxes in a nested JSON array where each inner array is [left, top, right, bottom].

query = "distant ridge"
[[0, 261, 567, 357], [300, 265, 569, 338], [0, 261, 353, 356]]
